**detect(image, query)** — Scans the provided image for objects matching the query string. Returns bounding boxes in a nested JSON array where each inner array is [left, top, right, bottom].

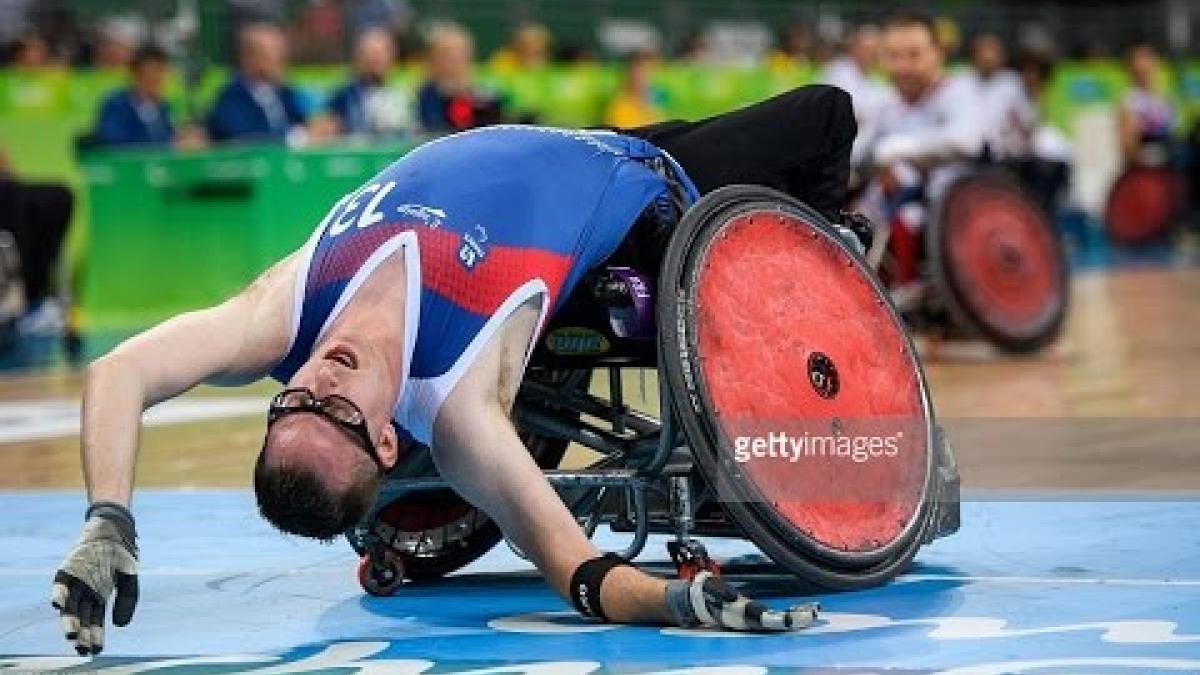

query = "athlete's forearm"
[[80, 353, 147, 506]]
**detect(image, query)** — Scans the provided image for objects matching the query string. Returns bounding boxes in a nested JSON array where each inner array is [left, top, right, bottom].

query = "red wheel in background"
[[659, 185, 958, 590], [930, 173, 1069, 354], [1105, 167, 1183, 246]]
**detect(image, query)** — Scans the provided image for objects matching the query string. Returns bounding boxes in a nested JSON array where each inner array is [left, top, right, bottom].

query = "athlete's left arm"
[[52, 251, 302, 656], [82, 250, 300, 507]]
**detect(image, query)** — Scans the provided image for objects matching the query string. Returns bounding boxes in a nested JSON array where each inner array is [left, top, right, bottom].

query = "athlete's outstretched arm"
[[430, 299, 818, 632], [82, 251, 299, 507]]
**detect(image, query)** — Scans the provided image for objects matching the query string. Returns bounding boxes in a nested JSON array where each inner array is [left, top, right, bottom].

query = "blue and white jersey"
[[270, 125, 697, 444]]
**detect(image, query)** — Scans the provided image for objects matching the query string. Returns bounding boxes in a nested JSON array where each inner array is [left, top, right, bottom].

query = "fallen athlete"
[[51, 85, 862, 654]]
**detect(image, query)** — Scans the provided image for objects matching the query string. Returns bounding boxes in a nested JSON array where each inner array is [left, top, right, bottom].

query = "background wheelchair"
[[874, 171, 1070, 354], [1105, 166, 1187, 247], [347, 185, 961, 596]]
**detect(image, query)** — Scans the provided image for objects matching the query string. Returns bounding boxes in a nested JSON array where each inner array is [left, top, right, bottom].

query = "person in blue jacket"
[[207, 23, 309, 144], [324, 28, 412, 136], [91, 44, 175, 148]]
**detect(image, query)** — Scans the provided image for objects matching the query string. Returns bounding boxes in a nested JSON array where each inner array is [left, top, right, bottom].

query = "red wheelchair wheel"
[[1105, 167, 1183, 246], [659, 185, 955, 590], [930, 173, 1068, 353]]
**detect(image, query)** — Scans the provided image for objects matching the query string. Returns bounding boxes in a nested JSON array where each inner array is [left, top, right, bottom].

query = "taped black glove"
[[50, 502, 139, 655]]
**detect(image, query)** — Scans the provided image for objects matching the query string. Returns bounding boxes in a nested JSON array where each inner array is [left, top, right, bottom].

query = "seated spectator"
[[604, 51, 665, 128], [765, 23, 814, 71], [11, 31, 51, 70], [416, 23, 504, 133], [822, 25, 887, 164], [324, 28, 412, 136], [0, 145, 73, 336], [94, 16, 143, 70], [89, 44, 175, 148], [488, 22, 550, 74], [207, 23, 309, 144]]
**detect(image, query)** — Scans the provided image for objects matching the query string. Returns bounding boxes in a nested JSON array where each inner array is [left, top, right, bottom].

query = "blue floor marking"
[[2, 492, 1199, 672]]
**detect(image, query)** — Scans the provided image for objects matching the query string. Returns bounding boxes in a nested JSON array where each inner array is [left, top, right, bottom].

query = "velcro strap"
[[569, 553, 630, 621], [86, 501, 137, 552]]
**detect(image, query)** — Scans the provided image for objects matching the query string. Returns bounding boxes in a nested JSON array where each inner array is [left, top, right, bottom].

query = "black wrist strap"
[[569, 553, 630, 621], [86, 501, 137, 551]]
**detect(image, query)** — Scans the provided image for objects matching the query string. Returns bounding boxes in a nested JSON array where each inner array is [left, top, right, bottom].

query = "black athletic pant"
[[0, 178, 73, 305], [626, 84, 856, 222], [603, 85, 856, 271]]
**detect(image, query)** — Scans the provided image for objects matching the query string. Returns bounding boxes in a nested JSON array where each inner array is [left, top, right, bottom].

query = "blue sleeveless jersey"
[[270, 125, 697, 443]]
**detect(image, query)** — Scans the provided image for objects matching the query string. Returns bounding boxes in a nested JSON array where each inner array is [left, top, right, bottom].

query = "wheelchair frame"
[[349, 185, 961, 593]]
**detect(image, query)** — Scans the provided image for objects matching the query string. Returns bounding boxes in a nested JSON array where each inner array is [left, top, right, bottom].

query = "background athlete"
[[50, 85, 857, 655]]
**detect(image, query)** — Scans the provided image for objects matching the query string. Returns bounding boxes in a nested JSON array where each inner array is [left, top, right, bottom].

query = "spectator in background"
[[417, 23, 504, 133], [489, 22, 550, 74], [323, 29, 412, 136], [0, 144, 73, 335], [604, 51, 665, 128], [958, 34, 1036, 162], [11, 31, 50, 69], [822, 24, 887, 163], [207, 23, 310, 144], [288, 0, 344, 63], [1119, 42, 1175, 168], [90, 44, 176, 148], [1014, 50, 1072, 212], [675, 32, 714, 64], [94, 16, 143, 69], [765, 23, 813, 71]]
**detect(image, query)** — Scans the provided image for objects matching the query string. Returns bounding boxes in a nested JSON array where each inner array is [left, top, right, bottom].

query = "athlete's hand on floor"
[[666, 571, 819, 632], [50, 502, 139, 655]]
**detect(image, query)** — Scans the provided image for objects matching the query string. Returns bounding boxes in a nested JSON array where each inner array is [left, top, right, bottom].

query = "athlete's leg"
[[429, 297, 670, 623], [625, 84, 857, 220]]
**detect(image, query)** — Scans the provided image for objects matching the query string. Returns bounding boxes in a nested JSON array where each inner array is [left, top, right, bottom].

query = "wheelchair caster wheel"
[[358, 554, 405, 597]]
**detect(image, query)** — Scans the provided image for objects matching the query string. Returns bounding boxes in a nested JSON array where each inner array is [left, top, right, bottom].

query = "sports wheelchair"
[[873, 171, 1070, 354], [347, 185, 961, 595]]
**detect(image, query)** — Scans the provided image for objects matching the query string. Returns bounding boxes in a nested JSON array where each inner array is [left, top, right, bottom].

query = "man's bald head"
[[254, 413, 380, 540]]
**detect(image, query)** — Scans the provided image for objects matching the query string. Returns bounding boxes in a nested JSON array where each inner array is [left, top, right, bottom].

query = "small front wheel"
[[358, 554, 405, 597]]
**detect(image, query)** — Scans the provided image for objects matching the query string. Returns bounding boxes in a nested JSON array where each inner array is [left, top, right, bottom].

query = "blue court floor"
[[2, 491, 1199, 674]]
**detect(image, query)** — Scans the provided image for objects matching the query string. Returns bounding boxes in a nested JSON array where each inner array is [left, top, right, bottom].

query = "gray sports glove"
[[50, 502, 139, 655], [666, 571, 819, 631]]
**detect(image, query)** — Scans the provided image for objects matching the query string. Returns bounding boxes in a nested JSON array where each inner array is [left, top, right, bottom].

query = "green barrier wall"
[[78, 143, 414, 329]]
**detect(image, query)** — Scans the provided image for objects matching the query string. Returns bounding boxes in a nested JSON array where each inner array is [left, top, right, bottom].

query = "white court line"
[[897, 574, 1200, 587], [0, 397, 268, 444], [0, 569, 1195, 586]]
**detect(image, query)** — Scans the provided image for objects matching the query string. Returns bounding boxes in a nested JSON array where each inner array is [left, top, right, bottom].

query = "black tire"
[[349, 370, 584, 581], [658, 185, 939, 590]]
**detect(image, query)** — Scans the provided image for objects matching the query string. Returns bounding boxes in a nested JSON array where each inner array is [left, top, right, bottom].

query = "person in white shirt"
[[822, 25, 888, 163], [958, 34, 1037, 161], [855, 13, 986, 295], [1119, 42, 1176, 168]]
